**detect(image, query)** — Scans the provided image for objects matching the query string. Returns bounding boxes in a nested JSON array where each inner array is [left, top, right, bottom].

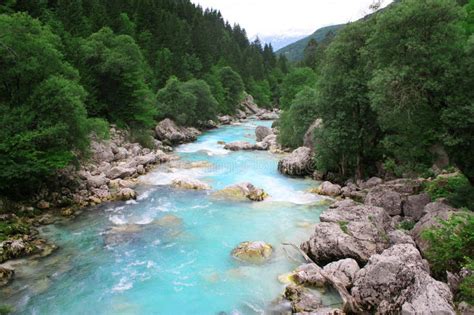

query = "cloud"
[[191, 0, 393, 37]]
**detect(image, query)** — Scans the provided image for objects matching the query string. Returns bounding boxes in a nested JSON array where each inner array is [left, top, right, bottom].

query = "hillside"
[[276, 24, 344, 62]]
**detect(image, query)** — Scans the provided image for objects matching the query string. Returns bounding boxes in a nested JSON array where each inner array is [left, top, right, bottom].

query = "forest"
[[0, 0, 288, 198]]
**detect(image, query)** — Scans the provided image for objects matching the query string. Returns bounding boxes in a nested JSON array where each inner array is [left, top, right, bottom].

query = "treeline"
[[279, 0, 474, 185], [0, 0, 288, 198]]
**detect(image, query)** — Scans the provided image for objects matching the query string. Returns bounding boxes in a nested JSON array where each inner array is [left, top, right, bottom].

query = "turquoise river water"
[[1, 120, 339, 314]]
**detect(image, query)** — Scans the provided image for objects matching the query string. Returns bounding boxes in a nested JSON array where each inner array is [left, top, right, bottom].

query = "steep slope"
[[276, 24, 344, 62]]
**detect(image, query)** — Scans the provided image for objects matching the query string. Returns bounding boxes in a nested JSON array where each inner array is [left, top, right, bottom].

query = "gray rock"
[[135, 152, 158, 166], [411, 202, 458, 255], [365, 186, 403, 216], [155, 118, 199, 144], [171, 178, 211, 190], [240, 94, 260, 114], [323, 258, 360, 289], [107, 166, 136, 180], [0, 265, 14, 286], [91, 140, 115, 163], [255, 126, 273, 142], [352, 244, 454, 314], [86, 173, 108, 189], [360, 177, 383, 189], [316, 181, 342, 197], [402, 193, 431, 220], [115, 188, 137, 201], [218, 115, 233, 125], [388, 230, 416, 246], [259, 111, 279, 120], [284, 285, 322, 313], [224, 141, 257, 151], [278, 147, 313, 177], [302, 203, 391, 265], [292, 263, 326, 287], [114, 147, 129, 161], [213, 182, 268, 201]]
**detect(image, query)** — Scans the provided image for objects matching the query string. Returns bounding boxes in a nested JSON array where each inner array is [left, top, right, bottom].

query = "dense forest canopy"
[[280, 0, 474, 186], [0, 0, 288, 198]]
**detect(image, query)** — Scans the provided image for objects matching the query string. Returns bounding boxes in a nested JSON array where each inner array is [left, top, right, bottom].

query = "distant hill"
[[276, 24, 345, 62]]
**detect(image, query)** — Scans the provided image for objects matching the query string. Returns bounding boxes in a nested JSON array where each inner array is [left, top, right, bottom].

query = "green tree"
[[278, 87, 319, 149], [314, 20, 381, 179], [218, 66, 245, 114], [279, 67, 317, 110], [78, 27, 156, 130], [182, 79, 218, 123], [367, 0, 465, 174], [156, 77, 197, 126]]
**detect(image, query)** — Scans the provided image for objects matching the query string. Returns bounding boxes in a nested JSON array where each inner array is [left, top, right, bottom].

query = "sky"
[[190, 0, 393, 39]]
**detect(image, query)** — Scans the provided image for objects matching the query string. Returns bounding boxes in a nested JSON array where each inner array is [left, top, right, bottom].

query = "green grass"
[[0, 221, 30, 241]]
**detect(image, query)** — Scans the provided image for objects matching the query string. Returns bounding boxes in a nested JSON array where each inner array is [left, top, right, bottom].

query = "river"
[[1, 119, 339, 314]]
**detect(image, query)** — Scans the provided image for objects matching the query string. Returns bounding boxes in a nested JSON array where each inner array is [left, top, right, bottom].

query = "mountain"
[[258, 34, 307, 51], [276, 24, 345, 62]]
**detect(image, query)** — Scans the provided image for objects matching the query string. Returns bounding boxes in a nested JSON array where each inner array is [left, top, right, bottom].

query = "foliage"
[[367, 0, 465, 173], [314, 20, 381, 179], [397, 220, 416, 231], [279, 67, 317, 110], [424, 174, 474, 210], [78, 27, 156, 130], [278, 87, 319, 149], [460, 259, 474, 304], [218, 67, 245, 114], [157, 77, 218, 126], [0, 305, 13, 315], [421, 212, 474, 278], [0, 220, 30, 242]]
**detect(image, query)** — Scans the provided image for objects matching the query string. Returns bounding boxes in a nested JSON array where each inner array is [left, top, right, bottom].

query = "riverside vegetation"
[[0, 0, 473, 314]]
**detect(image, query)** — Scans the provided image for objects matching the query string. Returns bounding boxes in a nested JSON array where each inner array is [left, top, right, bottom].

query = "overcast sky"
[[190, 0, 393, 38]]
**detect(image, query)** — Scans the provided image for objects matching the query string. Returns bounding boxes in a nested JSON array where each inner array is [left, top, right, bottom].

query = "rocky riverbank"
[[274, 176, 470, 314]]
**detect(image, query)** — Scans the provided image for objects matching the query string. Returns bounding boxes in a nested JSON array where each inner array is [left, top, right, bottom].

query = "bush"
[[421, 212, 474, 278], [278, 87, 319, 149], [425, 174, 474, 210], [460, 259, 474, 304], [0, 305, 13, 315]]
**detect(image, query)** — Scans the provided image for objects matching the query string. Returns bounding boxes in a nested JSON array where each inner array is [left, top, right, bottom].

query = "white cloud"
[[190, 0, 393, 38]]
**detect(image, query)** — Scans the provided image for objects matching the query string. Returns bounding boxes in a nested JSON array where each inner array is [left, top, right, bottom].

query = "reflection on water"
[[1, 120, 339, 315]]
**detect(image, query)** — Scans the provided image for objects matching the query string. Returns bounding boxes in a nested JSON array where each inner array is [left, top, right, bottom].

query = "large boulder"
[[402, 193, 431, 220], [91, 140, 115, 163], [231, 241, 273, 264], [255, 126, 273, 142], [365, 186, 403, 216], [106, 166, 136, 180], [322, 258, 360, 289], [301, 204, 391, 265], [259, 111, 279, 120], [411, 201, 458, 255], [155, 118, 199, 144], [303, 118, 322, 149], [86, 173, 108, 189], [292, 263, 327, 287], [284, 285, 323, 313], [213, 183, 268, 201], [171, 178, 211, 190], [278, 147, 313, 177], [224, 141, 257, 151], [240, 94, 260, 114], [218, 115, 233, 125], [314, 181, 342, 197], [351, 244, 455, 314], [115, 188, 137, 201]]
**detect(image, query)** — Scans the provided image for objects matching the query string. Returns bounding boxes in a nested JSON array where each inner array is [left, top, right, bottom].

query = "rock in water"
[[351, 244, 455, 314], [284, 285, 323, 313], [224, 141, 257, 151], [171, 178, 211, 190], [231, 241, 273, 264], [0, 265, 14, 286], [255, 126, 272, 142], [278, 147, 313, 176], [213, 182, 268, 201]]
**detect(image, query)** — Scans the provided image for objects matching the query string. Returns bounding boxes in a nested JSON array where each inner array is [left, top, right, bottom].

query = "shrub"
[[421, 212, 474, 278], [425, 174, 474, 210]]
